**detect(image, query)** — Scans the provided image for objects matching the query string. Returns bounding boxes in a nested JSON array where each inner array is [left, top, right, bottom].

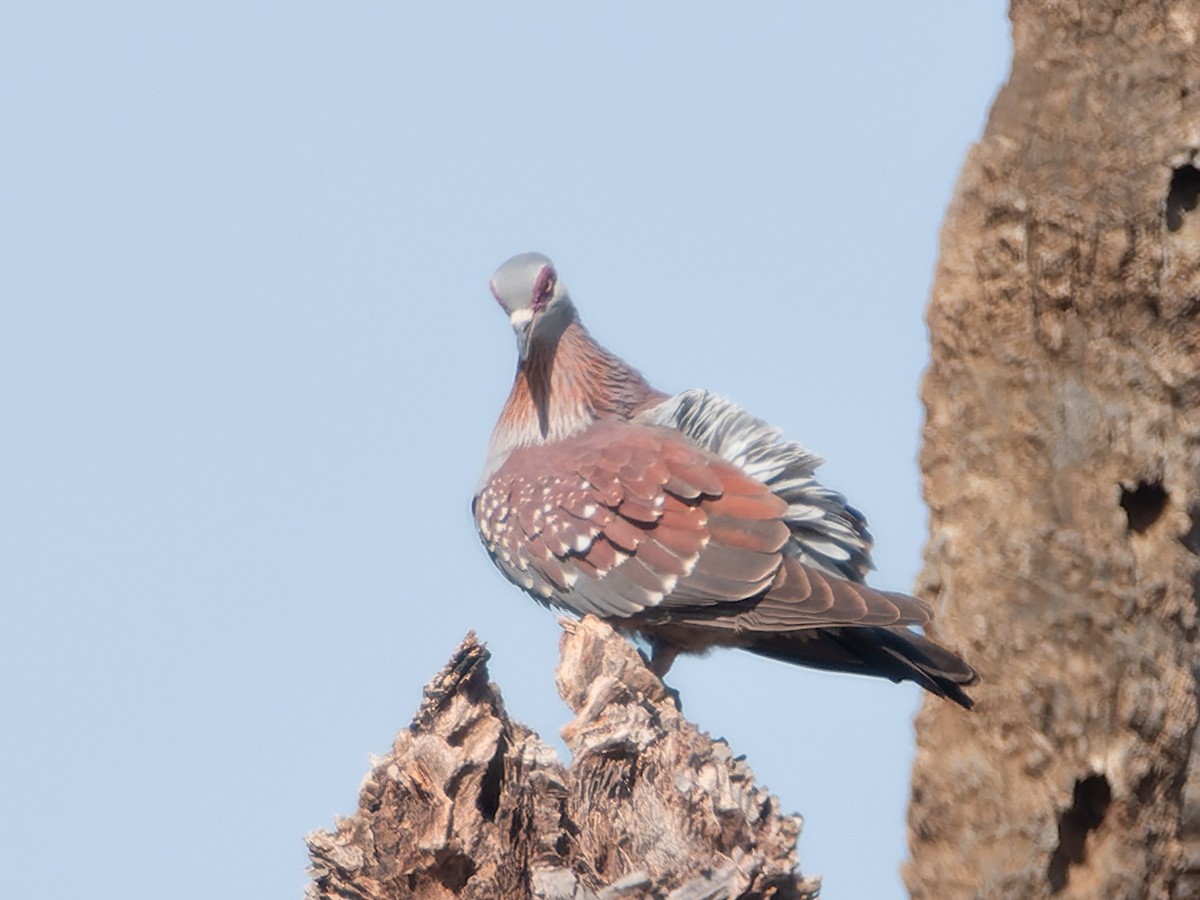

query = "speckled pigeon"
[[474, 252, 977, 707]]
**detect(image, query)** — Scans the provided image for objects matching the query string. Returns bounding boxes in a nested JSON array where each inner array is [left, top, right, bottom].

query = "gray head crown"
[[490, 252, 575, 360]]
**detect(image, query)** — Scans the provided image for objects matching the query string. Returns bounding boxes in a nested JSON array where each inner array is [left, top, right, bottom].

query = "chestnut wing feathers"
[[635, 389, 875, 582], [474, 416, 929, 630]]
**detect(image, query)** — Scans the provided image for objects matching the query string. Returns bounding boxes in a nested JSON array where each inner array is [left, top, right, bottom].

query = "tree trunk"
[[906, 2, 1200, 898], [307, 618, 818, 900]]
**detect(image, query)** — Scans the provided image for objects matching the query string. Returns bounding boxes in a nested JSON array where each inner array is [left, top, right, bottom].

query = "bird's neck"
[[491, 316, 664, 453]]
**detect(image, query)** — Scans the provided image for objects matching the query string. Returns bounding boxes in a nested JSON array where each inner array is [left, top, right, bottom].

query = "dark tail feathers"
[[747, 625, 978, 709]]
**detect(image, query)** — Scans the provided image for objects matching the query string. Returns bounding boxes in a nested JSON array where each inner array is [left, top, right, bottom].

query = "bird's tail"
[[746, 626, 978, 709]]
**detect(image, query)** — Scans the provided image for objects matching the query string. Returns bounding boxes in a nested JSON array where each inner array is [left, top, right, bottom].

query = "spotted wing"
[[473, 418, 928, 629]]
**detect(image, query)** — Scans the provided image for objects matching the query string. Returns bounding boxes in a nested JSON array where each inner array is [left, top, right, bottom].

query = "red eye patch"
[[531, 265, 557, 312]]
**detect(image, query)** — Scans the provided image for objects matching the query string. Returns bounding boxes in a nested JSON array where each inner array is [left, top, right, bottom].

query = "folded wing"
[[473, 417, 929, 630]]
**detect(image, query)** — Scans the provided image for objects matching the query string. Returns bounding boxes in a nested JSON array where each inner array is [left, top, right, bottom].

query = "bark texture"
[[307, 618, 817, 900], [907, 2, 1200, 898]]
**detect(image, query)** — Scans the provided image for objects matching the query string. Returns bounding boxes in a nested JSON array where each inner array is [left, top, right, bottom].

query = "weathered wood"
[[307, 618, 817, 900], [906, 2, 1200, 898]]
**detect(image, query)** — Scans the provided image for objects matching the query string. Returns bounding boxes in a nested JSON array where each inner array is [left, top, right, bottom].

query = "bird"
[[473, 251, 977, 708]]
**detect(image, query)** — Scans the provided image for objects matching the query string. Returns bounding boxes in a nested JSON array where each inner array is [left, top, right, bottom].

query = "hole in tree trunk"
[[1048, 773, 1112, 893], [1121, 480, 1168, 533], [1167, 164, 1200, 232]]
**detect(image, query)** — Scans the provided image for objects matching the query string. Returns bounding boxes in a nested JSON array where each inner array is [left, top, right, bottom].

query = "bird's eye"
[[533, 271, 556, 309]]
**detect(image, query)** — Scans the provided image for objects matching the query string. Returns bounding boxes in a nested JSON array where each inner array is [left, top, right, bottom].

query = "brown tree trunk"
[[307, 618, 818, 900], [906, 2, 1200, 898]]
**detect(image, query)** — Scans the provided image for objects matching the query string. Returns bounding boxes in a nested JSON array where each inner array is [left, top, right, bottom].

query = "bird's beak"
[[510, 308, 535, 361]]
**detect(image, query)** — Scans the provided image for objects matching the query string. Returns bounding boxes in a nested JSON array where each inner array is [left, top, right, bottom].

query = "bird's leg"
[[648, 638, 680, 677], [646, 641, 684, 711]]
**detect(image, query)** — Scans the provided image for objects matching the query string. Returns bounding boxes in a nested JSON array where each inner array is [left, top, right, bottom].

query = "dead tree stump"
[[307, 617, 818, 900]]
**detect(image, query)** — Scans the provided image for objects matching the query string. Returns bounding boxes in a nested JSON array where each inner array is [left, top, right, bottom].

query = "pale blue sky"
[[2, 4, 1009, 897]]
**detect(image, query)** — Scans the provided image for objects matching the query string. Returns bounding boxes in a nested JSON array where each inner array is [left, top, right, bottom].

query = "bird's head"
[[490, 252, 574, 362]]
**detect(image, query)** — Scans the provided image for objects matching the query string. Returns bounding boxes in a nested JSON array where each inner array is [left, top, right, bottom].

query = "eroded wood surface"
[[307, 618, 817, 900]]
